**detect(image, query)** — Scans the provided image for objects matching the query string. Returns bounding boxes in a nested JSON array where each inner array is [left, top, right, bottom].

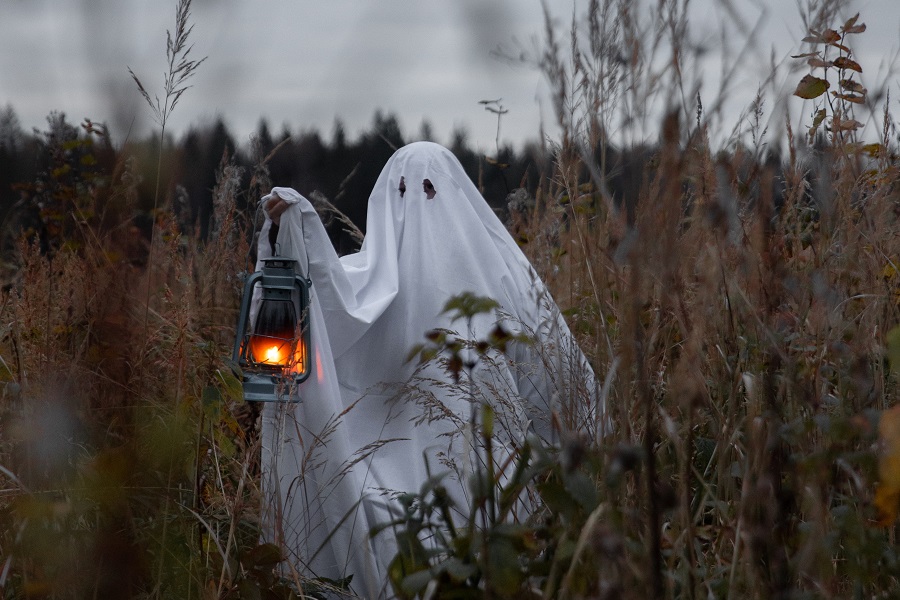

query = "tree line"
[[0, 101, 798, 279], [0, 105, 549, 260]]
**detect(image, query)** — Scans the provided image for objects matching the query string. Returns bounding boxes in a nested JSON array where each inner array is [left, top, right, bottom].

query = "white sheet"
[[255, 142, 598, 597]]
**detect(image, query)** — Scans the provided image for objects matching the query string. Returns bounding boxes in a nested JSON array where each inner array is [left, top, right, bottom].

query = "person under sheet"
[[255, 141, 599, 597]]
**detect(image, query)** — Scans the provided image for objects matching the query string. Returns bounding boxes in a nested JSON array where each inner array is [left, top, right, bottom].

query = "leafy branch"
[[792, 13, 867, 144]]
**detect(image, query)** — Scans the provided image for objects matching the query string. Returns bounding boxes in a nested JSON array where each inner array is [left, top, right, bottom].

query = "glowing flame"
[[249, 336, 290, 367], [264, 346, 282, 364], [247, 336, 308, 376]]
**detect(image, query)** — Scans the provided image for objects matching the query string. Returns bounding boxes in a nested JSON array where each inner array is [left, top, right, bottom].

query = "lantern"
[[233, 256, 311, 402]]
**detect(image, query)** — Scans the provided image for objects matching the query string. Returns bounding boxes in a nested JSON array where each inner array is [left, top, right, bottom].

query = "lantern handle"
[[232, 270, 264, 365]]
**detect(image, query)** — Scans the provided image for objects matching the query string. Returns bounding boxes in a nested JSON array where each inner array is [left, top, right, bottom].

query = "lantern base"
[[242, 373, 300, 403]]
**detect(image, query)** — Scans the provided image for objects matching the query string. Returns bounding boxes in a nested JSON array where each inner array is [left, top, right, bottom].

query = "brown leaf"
[[807, 57, 833, 68], [809, 108, 827, 133], [823, 29, 841, 43], [834, 56, 863, 73], [840, 78, 866, 94], [791, 51, 819, 58], [832, 93, 865, 104], [812, 108, 827, 124], [875, 405, 900, 526], [842, 14, 867, 34], [793, 74, 830, 99], [832, 117, 863, 131]]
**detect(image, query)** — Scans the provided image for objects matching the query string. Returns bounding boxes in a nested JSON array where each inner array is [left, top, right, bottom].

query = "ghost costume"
[[254, 142, 598, 598]]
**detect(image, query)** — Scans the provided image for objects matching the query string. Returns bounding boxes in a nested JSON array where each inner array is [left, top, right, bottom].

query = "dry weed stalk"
[[129, 0, 207, 333]]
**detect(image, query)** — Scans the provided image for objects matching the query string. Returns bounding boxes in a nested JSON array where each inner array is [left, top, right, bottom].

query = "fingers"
[[265, 197, 290, 225]]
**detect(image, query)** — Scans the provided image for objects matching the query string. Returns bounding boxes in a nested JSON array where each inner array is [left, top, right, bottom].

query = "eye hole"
[[399, 176, 406, 198], [423, 179, 436, 199]]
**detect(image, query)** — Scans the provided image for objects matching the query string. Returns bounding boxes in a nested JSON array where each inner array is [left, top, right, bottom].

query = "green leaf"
[[487, 536, 524, 594], [441, 292, 500, 321], [406, 343, 426, 363], [537, 480, 579, 518], [214, 428, 237, 459], [0, 357, 13, 383], [862, 143, 884, 157], [887, 326, 900, 376], [399, 569, 433, 596], [482, 403, 494, 438], [202, 385, 223, 420], [794, 75, 830, 99], [390, 535, 431, 597], [564, 471, 599, 510], [443, 557, 478, 582], [217, 368, 245, 404]]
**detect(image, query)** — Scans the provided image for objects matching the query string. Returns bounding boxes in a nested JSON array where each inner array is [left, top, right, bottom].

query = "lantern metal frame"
[[232, 255, 311, 402]]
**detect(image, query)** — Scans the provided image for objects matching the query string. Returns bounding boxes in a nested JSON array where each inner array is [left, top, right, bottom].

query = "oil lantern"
[[232, 256, 311, 402]]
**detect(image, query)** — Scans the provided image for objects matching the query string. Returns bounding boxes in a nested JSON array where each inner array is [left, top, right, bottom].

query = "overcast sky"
[[2, 0, 899, 152]]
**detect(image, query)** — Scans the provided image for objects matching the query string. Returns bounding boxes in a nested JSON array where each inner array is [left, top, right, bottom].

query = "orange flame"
[[249, 336, 290, 366], [248, 335, 307, 375]]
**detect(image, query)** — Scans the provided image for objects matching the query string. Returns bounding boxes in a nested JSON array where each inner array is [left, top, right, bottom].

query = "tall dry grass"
[[0, 116, 272, 597], [496, 0, 900, 597]]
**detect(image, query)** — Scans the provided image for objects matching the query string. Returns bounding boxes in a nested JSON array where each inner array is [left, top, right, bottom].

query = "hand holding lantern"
[[264, 195, 290, 225]]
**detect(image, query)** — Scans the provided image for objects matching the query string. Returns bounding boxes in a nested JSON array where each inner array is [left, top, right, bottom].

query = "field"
[[2, 0, 900, 598]]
